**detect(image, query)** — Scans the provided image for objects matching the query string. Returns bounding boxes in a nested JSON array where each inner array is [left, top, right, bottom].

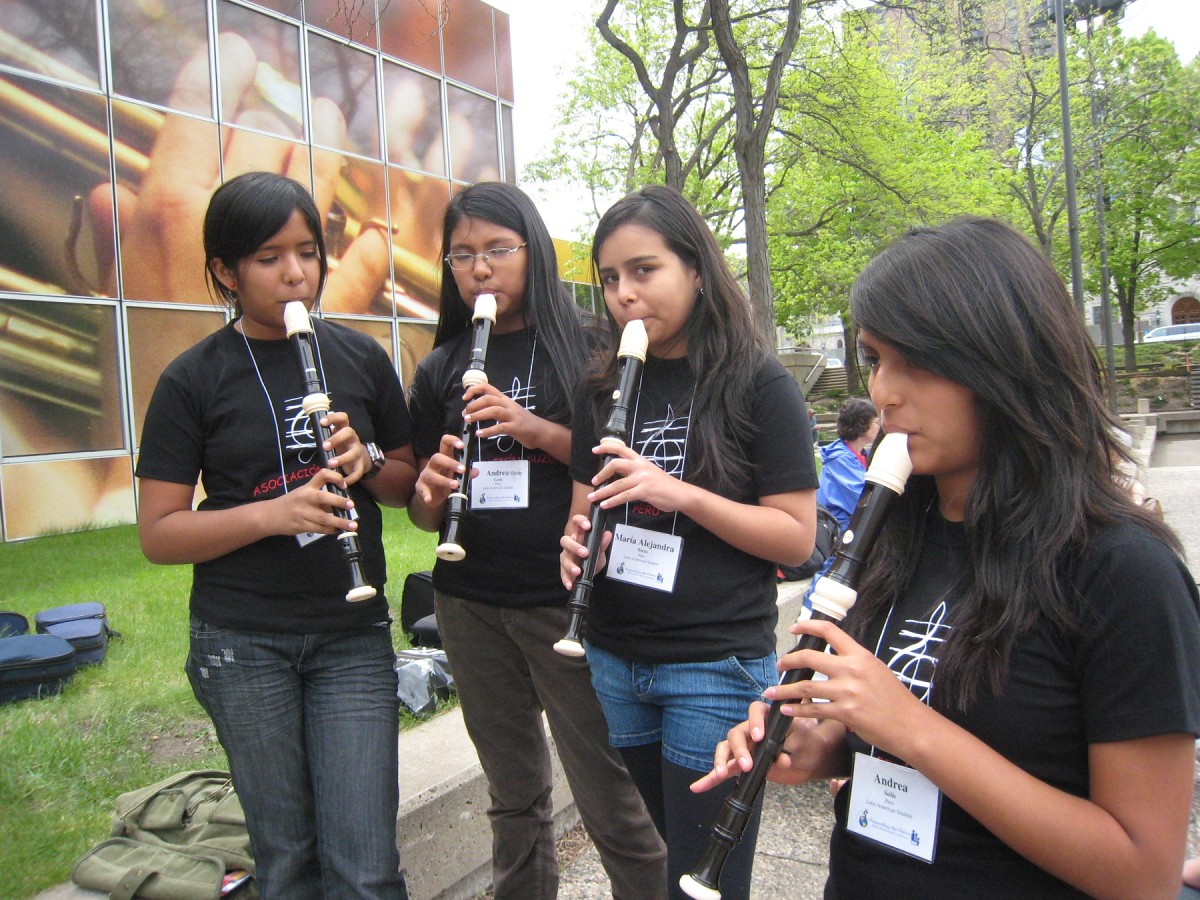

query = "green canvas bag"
[[72, 837, 227, 900], [72, 770, 255, 899]]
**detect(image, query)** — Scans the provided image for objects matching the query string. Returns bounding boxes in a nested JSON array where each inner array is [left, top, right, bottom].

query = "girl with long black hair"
[[137, 172, 417, 898], [560, 184, 818, 898], [698, 216, 1200, 899]]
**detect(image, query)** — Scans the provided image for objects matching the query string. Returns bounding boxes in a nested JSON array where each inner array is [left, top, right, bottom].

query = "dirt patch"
[[1116, 374, 1193, 413], [145, 719, 221, 765]]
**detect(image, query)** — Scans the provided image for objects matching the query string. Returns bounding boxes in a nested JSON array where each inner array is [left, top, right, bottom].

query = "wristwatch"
[[362, 442, 387, 480]]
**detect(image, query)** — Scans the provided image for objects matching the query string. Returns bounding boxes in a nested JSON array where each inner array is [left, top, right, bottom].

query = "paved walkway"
[[556, 432, 1200, 899]]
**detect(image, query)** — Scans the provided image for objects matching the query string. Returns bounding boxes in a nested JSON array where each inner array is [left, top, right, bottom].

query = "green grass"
[[0, 508, 439, 899]]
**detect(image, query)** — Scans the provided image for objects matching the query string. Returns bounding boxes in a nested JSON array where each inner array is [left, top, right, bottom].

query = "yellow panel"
[[554, 238, 597, 285]]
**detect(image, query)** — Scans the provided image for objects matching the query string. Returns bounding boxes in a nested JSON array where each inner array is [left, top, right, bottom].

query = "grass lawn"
[[0, 507, 439, 900]]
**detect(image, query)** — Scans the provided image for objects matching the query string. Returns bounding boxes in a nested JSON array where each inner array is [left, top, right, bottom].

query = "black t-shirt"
[[136, 321, 412, 632], [828, 515, 1200, 898], [407, 327, 574, 608], [569, 354, 818, 663]]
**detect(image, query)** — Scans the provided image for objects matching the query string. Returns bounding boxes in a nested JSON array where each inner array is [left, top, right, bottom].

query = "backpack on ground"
[[0, 633, 76, 703], [72, 769, 256, 899], [401, 570, 441, 648], [777, 504, 842, 582]]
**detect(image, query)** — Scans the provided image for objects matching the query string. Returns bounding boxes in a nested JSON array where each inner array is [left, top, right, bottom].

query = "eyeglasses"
[[444, 243, 527, 271]]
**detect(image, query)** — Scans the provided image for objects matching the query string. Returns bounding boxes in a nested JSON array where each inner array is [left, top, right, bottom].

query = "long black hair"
[[203, 172, 328, 316], [588, 185, 771, 496], [435, 182, 591, 421], [847, 216, 1177, 710]]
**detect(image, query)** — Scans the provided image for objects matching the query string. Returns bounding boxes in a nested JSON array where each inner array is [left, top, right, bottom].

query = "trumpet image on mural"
[[1, 29, 434, 315]]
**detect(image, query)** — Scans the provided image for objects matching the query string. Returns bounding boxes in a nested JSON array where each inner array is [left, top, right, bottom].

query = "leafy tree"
[[1076, 31, 1200, 368], [769, 25, 1012, 393], [709, 0, 809, 336], [524, 0, 1195, 381], [530, 0, 845, 338], [525, 0, 741, 235]]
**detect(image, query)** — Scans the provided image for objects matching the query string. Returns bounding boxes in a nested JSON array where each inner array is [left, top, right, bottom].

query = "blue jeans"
[[585, 643, 775, 899], [585, 642, 776, 771], [186, 618, 407, 900]]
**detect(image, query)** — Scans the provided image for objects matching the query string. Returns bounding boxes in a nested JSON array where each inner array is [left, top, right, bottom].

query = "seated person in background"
[[816, 397, 879, 529]]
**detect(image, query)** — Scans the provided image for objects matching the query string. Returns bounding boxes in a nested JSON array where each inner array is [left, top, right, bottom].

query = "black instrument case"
[[0, 634, 76, 704]]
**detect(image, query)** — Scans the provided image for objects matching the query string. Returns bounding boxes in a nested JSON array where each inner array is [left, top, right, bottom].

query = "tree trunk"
[[841, 318, 863, 398], [739, 156, 775, 341], [709, 0, 805, 344]]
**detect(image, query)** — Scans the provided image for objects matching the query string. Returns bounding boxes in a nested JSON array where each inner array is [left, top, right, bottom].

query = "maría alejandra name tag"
[[470, 460, 529, 510], [607, 524, 682, 593]]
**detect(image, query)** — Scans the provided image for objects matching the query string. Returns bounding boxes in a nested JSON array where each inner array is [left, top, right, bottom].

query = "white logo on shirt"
[[284, 396, 318, 464], [884, 601, 950, 704], [636, 403, 688, 478], [491, 375, 537, 455]]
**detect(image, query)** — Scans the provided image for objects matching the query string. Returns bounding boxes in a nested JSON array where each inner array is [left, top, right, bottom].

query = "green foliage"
[[0, 509, 439, 898], [1126, 339, 1200, 372], [1075, 31, 1200, 367], [526, 0, 1197, 354], [768, 29, 1015, 333], [526, 0, 740, 216]]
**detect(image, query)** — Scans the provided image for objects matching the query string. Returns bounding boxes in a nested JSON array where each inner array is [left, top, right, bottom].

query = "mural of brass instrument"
[[0, 35, 439, 315]]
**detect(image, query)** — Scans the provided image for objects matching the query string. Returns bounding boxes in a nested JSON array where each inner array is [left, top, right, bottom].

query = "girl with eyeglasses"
[[406, 182, 666, 899]]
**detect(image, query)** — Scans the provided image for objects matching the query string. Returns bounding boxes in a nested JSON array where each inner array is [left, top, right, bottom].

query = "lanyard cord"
[[482, 331, 537, 461], [624, 375, 691, 535], [241, 327, 291, 495], [239, 319, 334, 495]]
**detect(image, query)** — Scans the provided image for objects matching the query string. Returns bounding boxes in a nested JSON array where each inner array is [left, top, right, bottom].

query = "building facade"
[[0, 0, 520, 540]]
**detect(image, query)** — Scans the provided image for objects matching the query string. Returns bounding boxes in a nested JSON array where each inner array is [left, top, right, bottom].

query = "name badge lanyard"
[[468, 333, 536, 510], [243, 321, 350, 541], [865, 495, 946, 746], [473, 332, 536, 463], [621, 383, 692, 538], [842, 597, 943, 862]]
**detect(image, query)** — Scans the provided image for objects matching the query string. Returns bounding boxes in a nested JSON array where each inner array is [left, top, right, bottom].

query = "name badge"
[[296, 504, 358, 547], [607, 524, 682, 593], [471, 460, 529, 509], [846, 752, 941, 863]]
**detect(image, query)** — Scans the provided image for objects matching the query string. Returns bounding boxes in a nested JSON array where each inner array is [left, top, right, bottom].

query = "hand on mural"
[[85, 33, 389, 315]]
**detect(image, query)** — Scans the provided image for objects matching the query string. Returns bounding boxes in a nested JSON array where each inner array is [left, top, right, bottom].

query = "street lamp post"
[[1048, 0, 1132, 410], [1052, 0, 1086, 314], [1087, 18, 1119, 410]]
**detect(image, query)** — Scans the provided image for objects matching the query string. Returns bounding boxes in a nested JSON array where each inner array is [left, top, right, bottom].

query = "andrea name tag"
[[607, 524, 682, 593], [471, 460, 529, 510], [846, 752, 941, 863]]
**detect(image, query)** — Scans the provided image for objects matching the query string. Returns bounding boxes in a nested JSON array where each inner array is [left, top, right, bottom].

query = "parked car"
[[1142, 323, 1200, 343]]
